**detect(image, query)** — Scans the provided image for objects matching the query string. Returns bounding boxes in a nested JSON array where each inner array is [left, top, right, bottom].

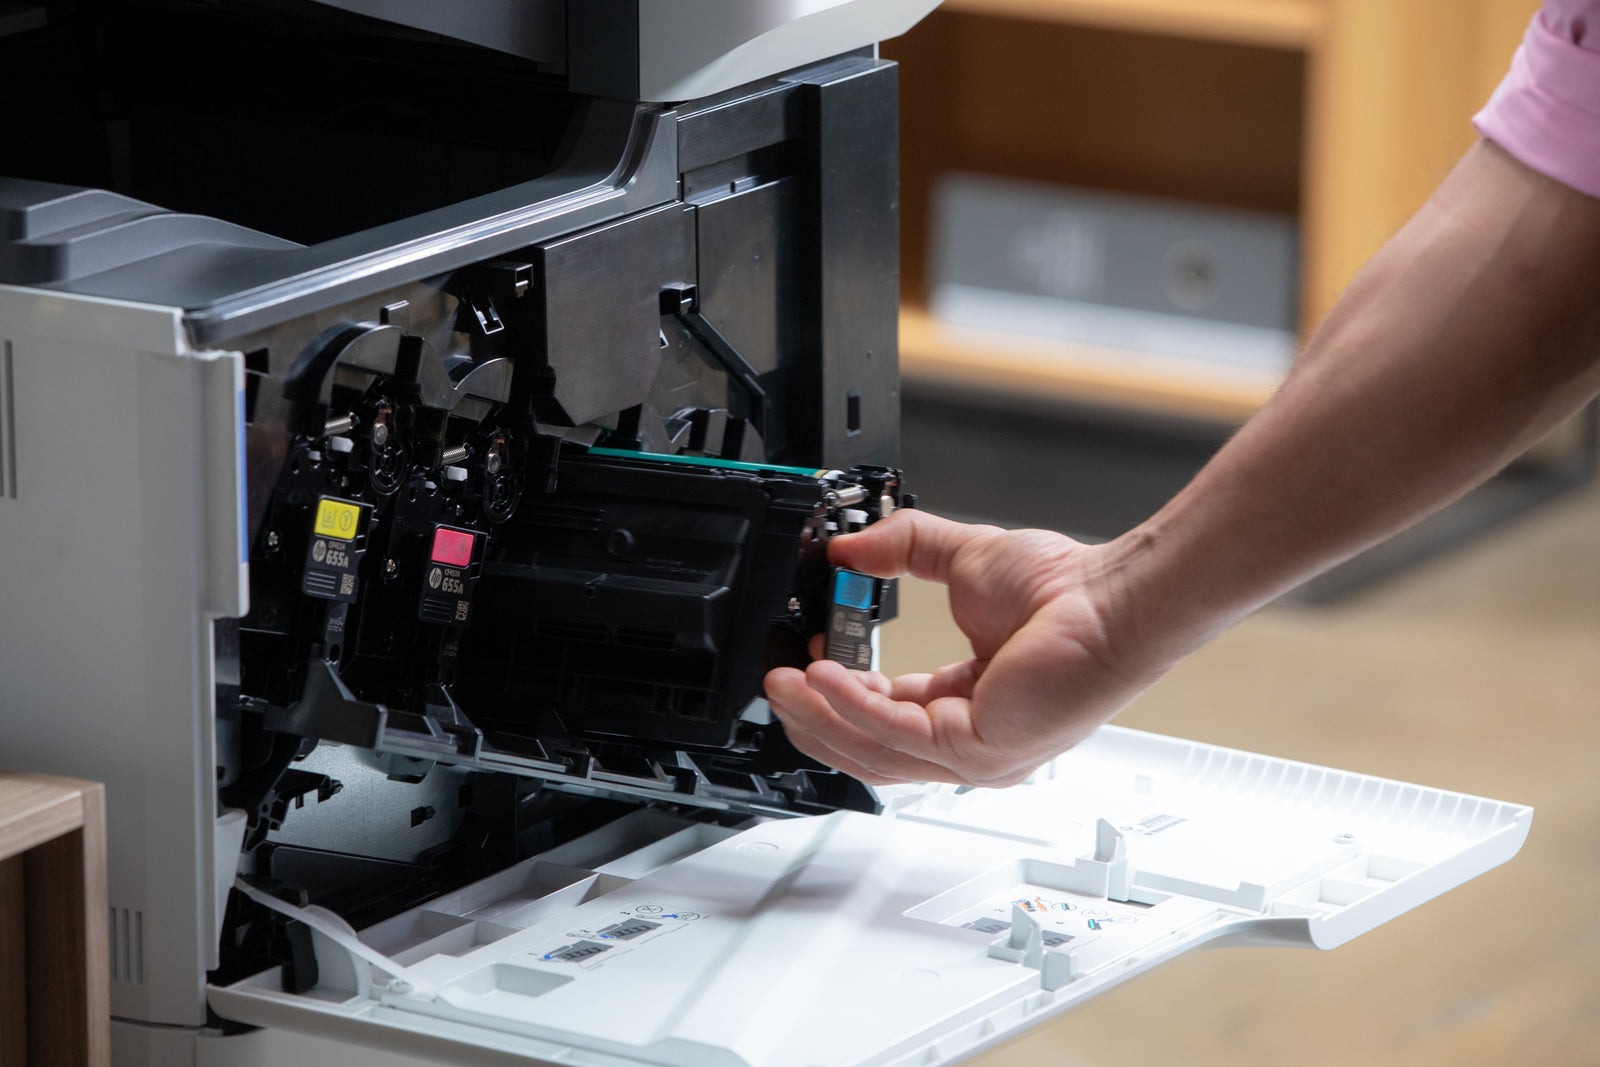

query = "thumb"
[[827, 509, 993, 585]]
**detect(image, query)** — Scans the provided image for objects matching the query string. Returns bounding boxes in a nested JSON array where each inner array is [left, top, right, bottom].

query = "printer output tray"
[[208, 724, 1530, 1067]]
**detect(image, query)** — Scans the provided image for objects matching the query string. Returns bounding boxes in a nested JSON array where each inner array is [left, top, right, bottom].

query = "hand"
[[765, 510, 1164, 788]]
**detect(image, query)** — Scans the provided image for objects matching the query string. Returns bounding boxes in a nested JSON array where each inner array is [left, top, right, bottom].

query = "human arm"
[[764, 139, 1600, 787]]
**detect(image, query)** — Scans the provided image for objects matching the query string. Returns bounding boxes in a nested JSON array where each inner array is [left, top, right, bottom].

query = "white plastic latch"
[[1013, 819, 1132, 900], [1093, 818, 1131, 901], [1039, 934, 1102, 990], [988, 902, 1104, 989], [988, 903, 1043, 967], [983, 820, 1133, 989]]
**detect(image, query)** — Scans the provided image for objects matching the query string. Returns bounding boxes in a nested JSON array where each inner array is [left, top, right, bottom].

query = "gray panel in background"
[[932, 172, 1298, 330]]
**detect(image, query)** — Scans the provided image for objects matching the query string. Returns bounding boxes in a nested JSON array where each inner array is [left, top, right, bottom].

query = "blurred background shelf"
[[940, 0, 1325, 49], [900, 305, 1278, 423], [887, 0, 1540, 421]]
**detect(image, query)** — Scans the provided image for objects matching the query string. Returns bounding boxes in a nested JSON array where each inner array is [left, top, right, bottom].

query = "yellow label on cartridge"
[[313, 498, 361, 541]]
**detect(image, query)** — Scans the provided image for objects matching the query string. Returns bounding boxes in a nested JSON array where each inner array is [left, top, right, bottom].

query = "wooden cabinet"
[[0, 773, 109, 1067], [887, 0, 1541, 421]]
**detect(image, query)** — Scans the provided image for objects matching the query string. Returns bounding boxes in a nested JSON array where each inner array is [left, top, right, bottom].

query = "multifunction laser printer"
[[0, 3, 1530, 1065]]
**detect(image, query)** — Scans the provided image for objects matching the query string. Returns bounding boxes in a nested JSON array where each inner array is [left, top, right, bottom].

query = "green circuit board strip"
[[586, 446, 829, 480]]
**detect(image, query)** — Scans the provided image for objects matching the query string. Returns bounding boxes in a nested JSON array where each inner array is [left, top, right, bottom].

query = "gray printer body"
[[0, 1, 930, 1059]]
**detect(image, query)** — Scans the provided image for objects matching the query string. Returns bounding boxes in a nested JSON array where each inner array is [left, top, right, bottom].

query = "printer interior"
[[2, 0, 908, 1009]]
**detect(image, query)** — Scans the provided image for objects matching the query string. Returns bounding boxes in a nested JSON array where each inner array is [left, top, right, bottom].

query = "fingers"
[[888, 662, 983, 706], [802, 659, 970, 767], [802, 660, 1039, 787], [802, 635, 897, 692], [827, 509, 995, 585], [765, 666, 963, 784], [780, 718, 918, 786], [769, 669, 953, 782], [966, 617, 1126, 756], [768, 660, 1062, 788], [805, 631, 905, 705], [779, 717, 902, 786]]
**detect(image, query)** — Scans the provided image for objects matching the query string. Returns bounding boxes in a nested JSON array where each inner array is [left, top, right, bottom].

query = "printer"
[[0, 3, 1530, 1065]]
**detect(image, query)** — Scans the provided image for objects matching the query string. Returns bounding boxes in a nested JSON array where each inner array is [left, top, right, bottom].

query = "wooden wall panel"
[[887, 11, 1304, 306], [1301, 0, 1541, 330]]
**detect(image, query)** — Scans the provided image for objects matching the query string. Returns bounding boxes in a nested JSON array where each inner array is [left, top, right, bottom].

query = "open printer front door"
[[206, 725, 1531, 1067]]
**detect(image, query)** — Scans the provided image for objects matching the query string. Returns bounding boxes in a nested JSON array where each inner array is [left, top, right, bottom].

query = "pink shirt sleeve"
[[1474, 0, 1600, 199]]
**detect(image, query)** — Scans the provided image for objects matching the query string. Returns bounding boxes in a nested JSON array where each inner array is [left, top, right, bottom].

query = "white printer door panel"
[[207, 725, 1531, 1067]]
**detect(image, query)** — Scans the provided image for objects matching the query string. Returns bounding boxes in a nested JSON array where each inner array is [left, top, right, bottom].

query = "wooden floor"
[[880, 481, 1600, 1067]]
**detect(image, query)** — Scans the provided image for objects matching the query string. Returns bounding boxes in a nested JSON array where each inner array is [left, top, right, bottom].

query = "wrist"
[[1088, 513, 1237, 682], [1076, 527, 1184, 687]]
